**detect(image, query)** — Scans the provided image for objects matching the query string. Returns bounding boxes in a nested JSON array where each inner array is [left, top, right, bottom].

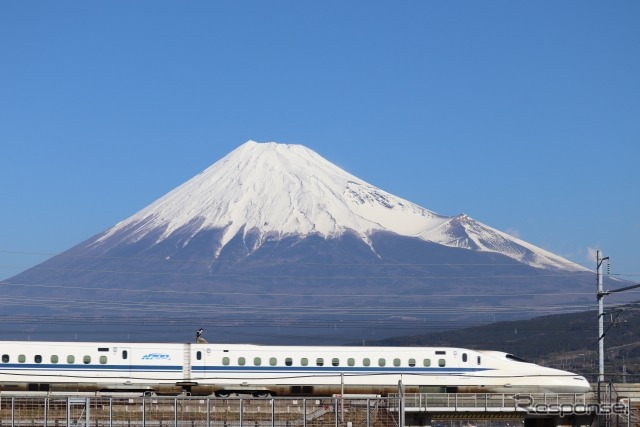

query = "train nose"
[[569, 375, 591, 393]]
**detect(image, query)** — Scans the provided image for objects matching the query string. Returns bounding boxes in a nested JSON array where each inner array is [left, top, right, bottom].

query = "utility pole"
[[597, 251, 609, 385], [596, 252, 640, 394]]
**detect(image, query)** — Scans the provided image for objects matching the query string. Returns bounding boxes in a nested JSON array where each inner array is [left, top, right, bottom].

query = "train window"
[[51, 355, 58, 364], [222, 357, 230, 366], [67, 355, 75, 364], [122, 350, 128, 360], [100, 356, 107, 364], [196, 351, 202, 361], [35, 355, 42, 363], [378, 358, 386, 367], [347, 358, 355, 367], [363, 358, 370, 367], [301, 358, 308, 366], [18, 355, 26, 363], [1, 354, 8, 363], [462, 353, 467, 362], [83, 356, 91, 364], [238, 357, 246, 366], [506, 354, 530, 363], [408, 358, 416, 367], [423, 359, 431, 367], [393, 358, 401, 367], [316, 358, 324, 366], [253, 357, 261, 366], [332, 358, 339, 367], [269, 357, 277, 366], [438, 359, 446, 367], [285, 357, 293, 366]]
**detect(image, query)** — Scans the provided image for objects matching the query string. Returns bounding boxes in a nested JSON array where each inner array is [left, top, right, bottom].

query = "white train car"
[[0, 341, 186, 395], [0, 341, 590, 397]]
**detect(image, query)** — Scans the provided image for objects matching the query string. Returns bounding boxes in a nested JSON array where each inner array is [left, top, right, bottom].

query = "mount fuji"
[[4, 141, 604, 344], [93, 141, 582, 271]]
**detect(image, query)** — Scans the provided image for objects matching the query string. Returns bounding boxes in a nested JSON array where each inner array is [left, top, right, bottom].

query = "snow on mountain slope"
[[95, 140, 585, 271], [422, 214, 584, 271]]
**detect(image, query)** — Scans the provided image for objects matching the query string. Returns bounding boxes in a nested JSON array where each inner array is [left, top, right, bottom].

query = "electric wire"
[[1, 249, 638, 342]]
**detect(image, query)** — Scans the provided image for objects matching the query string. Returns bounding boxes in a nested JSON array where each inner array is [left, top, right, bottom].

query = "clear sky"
[[1, 1, 638, 283]]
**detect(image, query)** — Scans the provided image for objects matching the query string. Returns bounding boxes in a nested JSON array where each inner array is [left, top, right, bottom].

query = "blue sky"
[[1, 1, 638, 283]]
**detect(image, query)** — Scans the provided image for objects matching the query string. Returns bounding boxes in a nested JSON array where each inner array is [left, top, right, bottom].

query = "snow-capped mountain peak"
[[95, 140, 585, 271], [98, 141, 447, 250]]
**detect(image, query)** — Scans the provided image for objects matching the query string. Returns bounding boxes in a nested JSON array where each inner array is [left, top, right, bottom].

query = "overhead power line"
[[0, 281, 606, 299], [0, 248, 597, 268]]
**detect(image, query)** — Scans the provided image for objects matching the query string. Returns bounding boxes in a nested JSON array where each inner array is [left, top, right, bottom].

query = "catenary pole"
[[597, 250, 607, 384]]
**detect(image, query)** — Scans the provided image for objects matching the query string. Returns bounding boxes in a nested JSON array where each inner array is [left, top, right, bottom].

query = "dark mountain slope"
[[370, 301, 640, 383]]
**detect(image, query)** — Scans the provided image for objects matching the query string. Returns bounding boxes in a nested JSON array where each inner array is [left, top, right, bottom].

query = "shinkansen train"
[[0, 340, 590, 397]]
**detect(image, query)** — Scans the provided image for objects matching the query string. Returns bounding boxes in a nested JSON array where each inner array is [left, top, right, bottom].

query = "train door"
[[459, 351, 469, 369], [195, 347, 206, 374], [119, 347, 131, 377], [188, 344, 209, 380], [449, 350, 471, 393]]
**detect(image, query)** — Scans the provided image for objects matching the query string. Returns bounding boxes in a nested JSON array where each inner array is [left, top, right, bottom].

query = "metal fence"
[[1, 393, 634, 427], [397, 392, 590, 411], [0, 395, 399, 427]]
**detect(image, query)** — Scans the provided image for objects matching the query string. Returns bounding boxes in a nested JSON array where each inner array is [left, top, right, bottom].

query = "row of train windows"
[[194, 352, 481, 368], [1, 354, 115, 365], [197, 354, 452, 368]]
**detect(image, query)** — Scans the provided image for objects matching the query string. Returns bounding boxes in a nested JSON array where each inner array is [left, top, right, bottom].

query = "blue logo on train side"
[[141, 353, 171, 361]]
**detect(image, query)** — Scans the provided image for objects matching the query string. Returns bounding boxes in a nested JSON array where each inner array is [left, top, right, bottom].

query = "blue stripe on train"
[[1, 365, 493, 375], [191, 366, 492, 374]]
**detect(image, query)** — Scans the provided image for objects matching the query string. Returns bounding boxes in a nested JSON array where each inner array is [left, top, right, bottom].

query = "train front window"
[[506, 354, 530, 363]]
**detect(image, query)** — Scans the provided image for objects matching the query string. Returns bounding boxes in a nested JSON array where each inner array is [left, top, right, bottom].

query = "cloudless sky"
[[1, 1, 638, 283]]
